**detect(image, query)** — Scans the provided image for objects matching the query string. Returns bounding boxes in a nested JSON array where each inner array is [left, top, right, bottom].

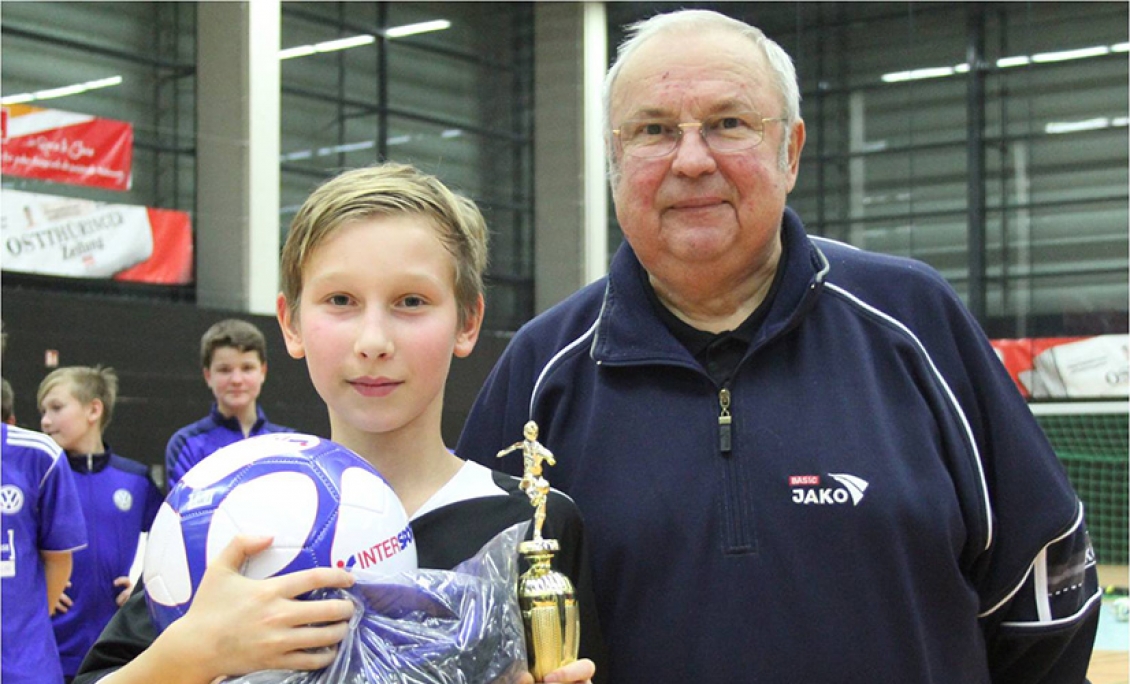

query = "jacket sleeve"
[[904, 269, 1103, 683], [982, 512, 1101, 684], [141, 472, 164, 530], [164, 431, 189, 492]]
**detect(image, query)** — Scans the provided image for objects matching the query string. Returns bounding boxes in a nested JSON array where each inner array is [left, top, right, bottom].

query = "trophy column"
[[497, 421, 580, 680]]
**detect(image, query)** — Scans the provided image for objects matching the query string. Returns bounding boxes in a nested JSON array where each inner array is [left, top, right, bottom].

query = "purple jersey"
[[52, 450, 163, 676], [2, 424, 88, 684], [165, 404, 293, 490]]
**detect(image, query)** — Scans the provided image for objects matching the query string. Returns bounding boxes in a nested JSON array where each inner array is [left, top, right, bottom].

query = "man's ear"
[[276, 293, 305, 359], [454, 295, 485, 359], [785, 118, 806, 192]]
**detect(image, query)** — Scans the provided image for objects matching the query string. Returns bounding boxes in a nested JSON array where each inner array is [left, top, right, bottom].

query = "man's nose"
[[670, 124, 718, 176]]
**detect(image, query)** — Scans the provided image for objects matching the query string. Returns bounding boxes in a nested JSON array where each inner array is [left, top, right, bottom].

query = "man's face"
[[609, 28, 804, 291]]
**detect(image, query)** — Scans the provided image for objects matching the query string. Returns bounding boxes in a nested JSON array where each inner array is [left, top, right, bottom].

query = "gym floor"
[[1090, 566, 1129, 684]]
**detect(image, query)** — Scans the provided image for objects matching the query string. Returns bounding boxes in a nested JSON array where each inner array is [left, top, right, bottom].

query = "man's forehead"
[[611, 31, 773, 116]]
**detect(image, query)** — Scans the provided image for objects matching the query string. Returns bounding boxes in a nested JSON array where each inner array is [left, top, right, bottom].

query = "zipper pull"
[[88, 453, 94, 471], [718, 387, 732, 456]]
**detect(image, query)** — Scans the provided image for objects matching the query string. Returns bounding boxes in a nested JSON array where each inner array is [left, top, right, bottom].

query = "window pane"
[[279, 2, 534, 331]]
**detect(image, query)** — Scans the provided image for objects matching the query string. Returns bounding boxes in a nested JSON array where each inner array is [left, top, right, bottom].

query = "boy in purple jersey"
[[2, 422, 88, 684], [38, 366, 163, 682], [165, 319, 294, 491]]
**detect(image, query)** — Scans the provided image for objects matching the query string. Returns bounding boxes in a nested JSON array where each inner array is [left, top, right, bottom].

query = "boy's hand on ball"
[[180, 534, 357, 678]]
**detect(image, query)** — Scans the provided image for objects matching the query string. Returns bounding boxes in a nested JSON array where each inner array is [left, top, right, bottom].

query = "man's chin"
[[667, 231, 736, 263]]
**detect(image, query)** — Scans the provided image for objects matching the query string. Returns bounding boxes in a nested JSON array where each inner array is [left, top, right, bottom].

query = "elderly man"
[[459, 8, 1100, 683]]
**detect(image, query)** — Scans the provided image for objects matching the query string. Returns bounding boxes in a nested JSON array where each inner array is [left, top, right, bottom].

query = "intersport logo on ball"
[[335, 524, 415, 573], [789, 473, 869, 506]]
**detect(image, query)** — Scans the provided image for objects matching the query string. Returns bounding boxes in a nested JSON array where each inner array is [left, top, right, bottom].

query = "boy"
[[74, 163, 599, 684], [165, 318, 293, 491], [2, 418, 88, 684], [38, 365, 164, 682]]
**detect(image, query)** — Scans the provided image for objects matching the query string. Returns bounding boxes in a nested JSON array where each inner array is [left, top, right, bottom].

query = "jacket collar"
[[67, 448, 112, 473], [592, 207, 827, 365], [209, 403, 267, 433]]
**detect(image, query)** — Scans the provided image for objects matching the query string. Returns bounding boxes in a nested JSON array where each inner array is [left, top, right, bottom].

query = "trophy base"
[[517, 535, 579, 681]]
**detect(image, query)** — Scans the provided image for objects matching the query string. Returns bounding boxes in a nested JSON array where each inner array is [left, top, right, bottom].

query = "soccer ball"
[[143, 433, 417, 632]]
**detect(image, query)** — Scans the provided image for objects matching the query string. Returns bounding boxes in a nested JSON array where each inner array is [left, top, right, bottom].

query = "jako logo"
[[790, 473, 869, 506]]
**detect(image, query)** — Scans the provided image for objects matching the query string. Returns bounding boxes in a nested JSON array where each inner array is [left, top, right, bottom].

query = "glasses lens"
[[703, 114, 764, 152], [618, 120, 678, 158]]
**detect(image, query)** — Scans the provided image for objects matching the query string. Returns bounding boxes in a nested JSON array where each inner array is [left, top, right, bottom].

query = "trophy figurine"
[[497, 421, 579, 681]]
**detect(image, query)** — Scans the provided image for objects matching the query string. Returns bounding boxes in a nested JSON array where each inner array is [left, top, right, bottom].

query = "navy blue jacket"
[[458, 208, 1100, 683]]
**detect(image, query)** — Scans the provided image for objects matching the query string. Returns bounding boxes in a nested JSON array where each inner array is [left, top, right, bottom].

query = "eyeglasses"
[[612, 111, 788, 159]]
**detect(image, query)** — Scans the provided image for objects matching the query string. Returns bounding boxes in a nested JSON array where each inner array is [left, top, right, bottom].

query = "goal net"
[[1031, 401, 1129, 566]]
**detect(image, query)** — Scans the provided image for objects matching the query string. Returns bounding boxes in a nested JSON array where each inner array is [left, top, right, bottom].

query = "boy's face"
[[204, 347, 267, 418], [40, 383, 100, 452], [277, 215, 482, 446]]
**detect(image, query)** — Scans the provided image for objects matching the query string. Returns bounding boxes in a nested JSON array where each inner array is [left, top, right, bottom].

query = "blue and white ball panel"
[[143, 433, 417, 632], [206, 470, 320, 579], [143, 501, 191, 607], [180, 433, 323, 489]]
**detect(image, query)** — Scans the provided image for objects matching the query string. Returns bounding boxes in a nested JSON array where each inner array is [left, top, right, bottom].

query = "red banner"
[[991, 336, 1128, 399], [1, 104, 133, 191], [114, 207, 194, 285], [1, 189, 193, 285]]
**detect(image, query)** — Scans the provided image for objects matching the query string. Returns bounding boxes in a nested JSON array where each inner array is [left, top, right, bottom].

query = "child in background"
[[75, 163, 601, 684], [165, 319, 293, 491], [2, 413, 88, 684], [38, 365, 164, 683]]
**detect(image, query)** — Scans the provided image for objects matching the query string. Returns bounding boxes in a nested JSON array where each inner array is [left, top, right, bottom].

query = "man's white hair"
[[603, 9, 801, 178]]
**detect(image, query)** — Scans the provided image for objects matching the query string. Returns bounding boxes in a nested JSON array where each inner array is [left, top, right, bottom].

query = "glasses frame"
[[612, 112, 789, 159]]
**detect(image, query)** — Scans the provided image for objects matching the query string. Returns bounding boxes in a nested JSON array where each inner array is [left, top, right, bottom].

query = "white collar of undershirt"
[[411, 459, 508, 521]]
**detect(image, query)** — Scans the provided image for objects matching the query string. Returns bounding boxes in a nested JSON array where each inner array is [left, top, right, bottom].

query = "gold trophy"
[[497, 421, 579, 681]]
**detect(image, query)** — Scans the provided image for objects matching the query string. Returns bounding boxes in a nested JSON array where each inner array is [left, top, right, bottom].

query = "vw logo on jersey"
[[113, 488, 134, 512], [0, 485, 25, 514], [789, 473, 869, 506]]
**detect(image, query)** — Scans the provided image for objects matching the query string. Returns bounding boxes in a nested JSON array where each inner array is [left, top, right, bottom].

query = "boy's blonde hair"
[[37, 365, 119, 431], [280, 163, 489, 327]]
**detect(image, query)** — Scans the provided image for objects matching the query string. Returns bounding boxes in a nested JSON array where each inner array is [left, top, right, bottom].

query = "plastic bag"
[[227, 521, 530, 684]]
